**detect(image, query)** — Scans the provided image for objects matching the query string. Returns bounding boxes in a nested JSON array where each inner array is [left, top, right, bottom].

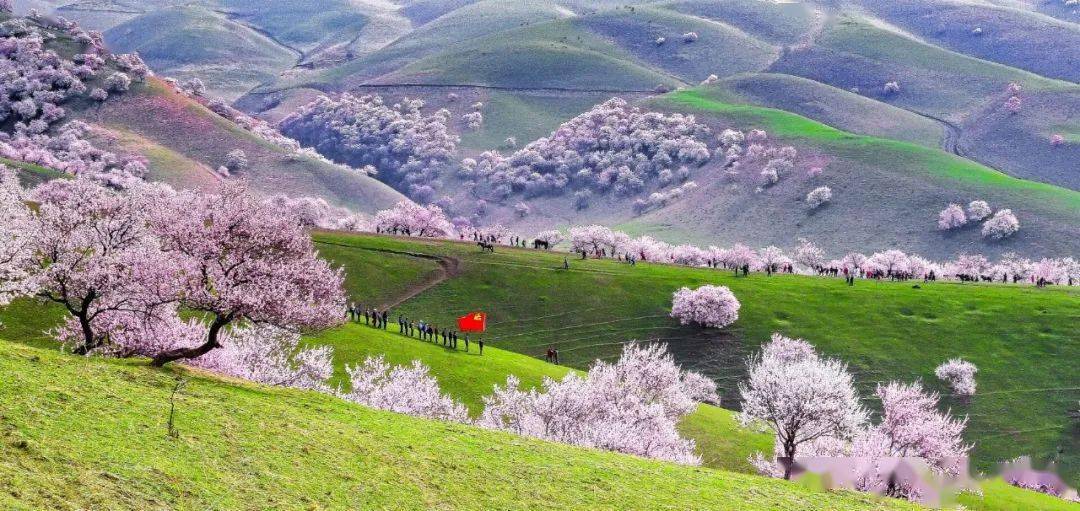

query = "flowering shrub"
[[513, 201, 529, 218], [935, 358, 977, 396], [224, 149, 248, 172], [981, 209, 1019, 239], [0, 165, 34, 307], [670, 285, 740, 328], [462, 111, 483, 130], [191, 324, 335, 392], [805, 186, 832, 209], [479, 343, 718, 464], [1004, 95, 1022, 114], [341, 356, 468, 422], [937, 204, 967, 230], [967, 200, 991, 220], [104, 72, 131, 92]]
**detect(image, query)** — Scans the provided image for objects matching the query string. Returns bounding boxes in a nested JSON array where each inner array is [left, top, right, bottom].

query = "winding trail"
[[314, 239, 460, 309]]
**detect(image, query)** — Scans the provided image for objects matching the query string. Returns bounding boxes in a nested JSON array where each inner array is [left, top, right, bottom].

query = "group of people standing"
[[347, 302, 484, 355], [349, 304, 389, 329]]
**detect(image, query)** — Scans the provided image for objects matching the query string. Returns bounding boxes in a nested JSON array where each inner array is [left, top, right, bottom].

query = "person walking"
[[382, 310, 388, 330], [564, 257, 569, 270], [553, 348, 559, 365], [464, 333, 470, 352], [478, 337, 484, 355]]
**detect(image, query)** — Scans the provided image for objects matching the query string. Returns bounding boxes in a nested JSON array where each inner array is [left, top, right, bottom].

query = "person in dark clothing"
[[553, 349, 559, 365], [546, 347, 554, 363], [464, 333, 470, 352], [398, 315, 404, 333], [564, 257, 569, 270], [382, 311, 388, 330], [478, 338, 484, 355]]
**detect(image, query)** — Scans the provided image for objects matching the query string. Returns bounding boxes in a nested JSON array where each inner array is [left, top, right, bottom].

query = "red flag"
[[457, 311, 487, 332]]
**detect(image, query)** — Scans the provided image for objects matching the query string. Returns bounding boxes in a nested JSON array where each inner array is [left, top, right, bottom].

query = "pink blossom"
[[670, 285, 740, 328], [967, 200, 991, 221], [981, 209, 1019, 239], [479, 343, 717, 464], [373, 200, 453, 238], [145, 182, 346, 366], [937, 204, 967, 230], [935, 359, 977, 396], [0, 166, 35, 306], [340, 356, 468, 422], [739, 333, 868, 479]]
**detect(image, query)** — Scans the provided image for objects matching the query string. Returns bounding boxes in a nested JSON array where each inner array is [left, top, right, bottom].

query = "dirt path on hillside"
[[314, 240, 460, 309]]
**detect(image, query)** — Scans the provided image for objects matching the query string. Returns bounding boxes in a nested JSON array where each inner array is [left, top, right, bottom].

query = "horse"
[[533, 239, 550, 250], [477, 241, 495, 253]]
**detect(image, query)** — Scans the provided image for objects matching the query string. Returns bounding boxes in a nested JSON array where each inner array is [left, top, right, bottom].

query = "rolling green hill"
[[2, 230, 1075, 509], [471, 87, 1080, 261], [104, 5, 297, 100], [67, 77, 406, 214], [697, 73, 944, 149], [307, 232, 1080, 488]]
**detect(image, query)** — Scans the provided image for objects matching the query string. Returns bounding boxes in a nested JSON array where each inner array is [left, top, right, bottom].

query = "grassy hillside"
[[261, 0, 576, 93], [471, 86, 1079, 261], [573, 5, 777, 84], [218, 0, 369, 54], [699, 73, 944, 148], [855, 0, 1080, 83], [308, 232, 1080, 487], [104, 5, 297, 100], [660, 0, 819, 46], [626, 88, 1080, 259], [0, 340, 923, 511], [369, 20, 683, 91], [67, 78, 405, 214], [305, 323, 773, 473]]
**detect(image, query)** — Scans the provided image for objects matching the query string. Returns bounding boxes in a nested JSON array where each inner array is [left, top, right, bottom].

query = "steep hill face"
[[104, 5, 297, 100], [0, 13, 405, 214]]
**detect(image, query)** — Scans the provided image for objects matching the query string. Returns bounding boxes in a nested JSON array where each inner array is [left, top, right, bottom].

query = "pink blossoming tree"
[[479, 343, 718, 464], [935, 358, 977, 396], [739, 333, 868, 479], [937, 204, 967, 230], [340, 356, 468, 421], [670, 285, 740, 328], [145, 183, 346, 366]]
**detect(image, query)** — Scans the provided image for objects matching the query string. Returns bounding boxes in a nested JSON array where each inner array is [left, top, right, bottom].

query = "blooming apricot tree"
[[670, 285, 740, 328], [145, 183, 346, 366]]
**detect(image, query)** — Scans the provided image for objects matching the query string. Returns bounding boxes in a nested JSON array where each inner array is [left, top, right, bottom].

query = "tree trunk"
[[150, 316, 229, 367], [71, 312, 98, 355], [782, 441, 797, 480]]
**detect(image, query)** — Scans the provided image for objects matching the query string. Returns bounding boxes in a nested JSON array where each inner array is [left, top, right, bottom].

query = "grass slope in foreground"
[[306, 322, 773, 473], [311, 232, 1080, 487], [0, 340, 917, 511]]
